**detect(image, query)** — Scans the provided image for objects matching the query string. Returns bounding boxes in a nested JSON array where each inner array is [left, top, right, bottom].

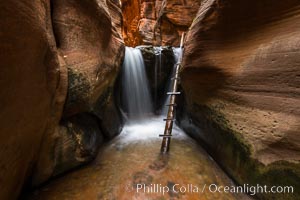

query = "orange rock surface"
[[0, 0, 124, 199], [180, 0, 300, 199], [121, 0, 201, 46]]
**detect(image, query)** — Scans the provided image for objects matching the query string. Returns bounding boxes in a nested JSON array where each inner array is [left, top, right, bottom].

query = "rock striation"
[[32, 0, 125, 187], [0, 1, 65, 199], [121, 0, 201, 46], [179, 0, 300, 199], [0, 0, 124, 199]]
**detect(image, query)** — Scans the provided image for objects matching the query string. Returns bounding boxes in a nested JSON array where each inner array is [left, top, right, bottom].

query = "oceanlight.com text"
[[128, 183, 294, 196]]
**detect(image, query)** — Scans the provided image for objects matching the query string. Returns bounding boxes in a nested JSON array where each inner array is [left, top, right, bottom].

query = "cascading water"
[[154, 47, 162, 107], [27, 45, 250, 200], [161, 47, 183, 115], [122, 47, 153, 120], [121, 46, 182, 122], [120, 46, 184, 144]]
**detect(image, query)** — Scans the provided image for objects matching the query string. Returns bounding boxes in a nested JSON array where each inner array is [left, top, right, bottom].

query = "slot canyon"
[[0, 0, 299, 200]]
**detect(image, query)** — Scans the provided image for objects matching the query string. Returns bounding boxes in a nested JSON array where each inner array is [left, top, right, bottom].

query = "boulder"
[[52, 113, 103, 177], [179, 0, 300, 199]]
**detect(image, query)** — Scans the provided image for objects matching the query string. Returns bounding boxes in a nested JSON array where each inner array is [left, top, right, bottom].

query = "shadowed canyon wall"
[[121, 0, 201, 46], [1, 0, 300, 199], [0, 1, 64, 199], [0, 0, 124, 199], [179, 0, 300, 199]]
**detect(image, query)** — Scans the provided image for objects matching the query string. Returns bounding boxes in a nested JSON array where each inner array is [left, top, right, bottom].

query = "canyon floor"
[[24, 117, 250, 200]]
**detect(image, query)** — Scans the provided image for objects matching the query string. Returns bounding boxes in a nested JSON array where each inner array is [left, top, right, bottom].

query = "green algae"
[[179, 103, 300, 200]]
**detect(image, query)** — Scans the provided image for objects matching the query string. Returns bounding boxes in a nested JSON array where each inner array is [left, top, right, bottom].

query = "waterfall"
[[154, 46, 162, 108], [122, 47, 153, 120], [161, 47, 183, 115]]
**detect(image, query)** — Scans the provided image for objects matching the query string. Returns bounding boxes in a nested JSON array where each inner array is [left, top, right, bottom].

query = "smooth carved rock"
[[121, 0, 142, 46], [0, 0, 124, 198], [0, 1, 67, 199], [121, 0, 201, 46], [179, 0, 300, 199], [32, 0, 125, 186], [53, 114, 103, 177], [165, 5, 198, 26], [51, 0, 124, 117], [138, 19, 161, 45]]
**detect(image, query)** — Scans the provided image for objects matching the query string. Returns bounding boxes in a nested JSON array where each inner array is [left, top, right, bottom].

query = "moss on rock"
[[178, 102, 300, 200]]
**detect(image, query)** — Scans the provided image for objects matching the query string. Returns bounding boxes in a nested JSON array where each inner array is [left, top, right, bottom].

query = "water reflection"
[[26, 117, 251, 200]]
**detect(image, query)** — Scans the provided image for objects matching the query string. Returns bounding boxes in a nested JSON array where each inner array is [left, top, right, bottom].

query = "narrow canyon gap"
[[0, 0, 299, 200], [24, 45, 251, 200]]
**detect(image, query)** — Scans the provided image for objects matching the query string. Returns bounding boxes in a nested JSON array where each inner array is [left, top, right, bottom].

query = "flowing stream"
[[122, 47, 153, 120], [25, 47, 251, 200]]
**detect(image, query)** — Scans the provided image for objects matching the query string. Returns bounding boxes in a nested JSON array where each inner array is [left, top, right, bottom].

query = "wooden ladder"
[[160, 33, 185, 153]]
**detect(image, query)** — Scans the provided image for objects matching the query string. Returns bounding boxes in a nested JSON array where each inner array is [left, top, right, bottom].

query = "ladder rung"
[[167, 92, 181, 95], [166, 103, 177, 106], [163, 118, 175, 121], [159, 134, 172, 137]]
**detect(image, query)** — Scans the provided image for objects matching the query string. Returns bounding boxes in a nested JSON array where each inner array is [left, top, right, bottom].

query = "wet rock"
[[32, 0, 125, 186], [167, 181, 181, 199], [52, 114, 103, 176], [138, 46, 175, 112], [132, 171, 153, 188], [149, 155, 169, 171], [179, 0, 300, 199], [93, 88, 123, 139], [121, 0, 200, 46], [24, 120, 251, 200]]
